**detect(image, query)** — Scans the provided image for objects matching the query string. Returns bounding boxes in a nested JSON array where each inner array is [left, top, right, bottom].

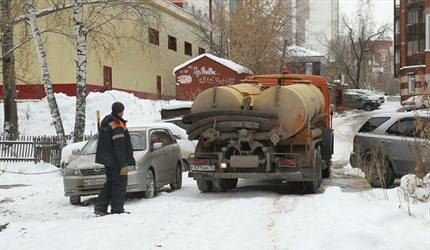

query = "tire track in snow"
[[266, 194, 298, 249]]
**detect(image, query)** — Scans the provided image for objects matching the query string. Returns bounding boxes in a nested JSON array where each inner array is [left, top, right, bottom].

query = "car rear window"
[[358, 117, 390, 133]]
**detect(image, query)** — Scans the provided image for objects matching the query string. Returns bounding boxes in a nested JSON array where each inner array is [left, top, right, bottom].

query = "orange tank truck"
[[183, 67, 334, 194]]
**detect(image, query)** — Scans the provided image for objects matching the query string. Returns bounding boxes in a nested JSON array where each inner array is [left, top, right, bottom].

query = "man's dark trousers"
[[95, 165, 128, 213]]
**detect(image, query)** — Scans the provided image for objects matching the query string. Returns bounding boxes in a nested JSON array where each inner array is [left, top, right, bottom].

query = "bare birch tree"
[[73, 0, 87, 143], [1, 0, 18, 140], [320, 3, 391, 89], [193, 0, 296, 74], [26, 0, 67, 147]]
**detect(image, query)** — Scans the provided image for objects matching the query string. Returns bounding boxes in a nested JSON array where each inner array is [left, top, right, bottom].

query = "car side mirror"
[[72, 148, 80, 155], [152, 142, 163, 150]]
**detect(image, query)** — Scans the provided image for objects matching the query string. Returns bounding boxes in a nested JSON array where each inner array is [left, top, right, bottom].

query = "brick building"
[[394, 0, 430, 102]]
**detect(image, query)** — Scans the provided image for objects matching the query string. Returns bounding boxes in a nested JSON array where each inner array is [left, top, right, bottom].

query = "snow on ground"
[[1, 93, 429, 250]]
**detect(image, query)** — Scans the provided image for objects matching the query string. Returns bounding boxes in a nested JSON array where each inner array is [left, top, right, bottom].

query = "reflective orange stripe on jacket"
[[109, 120, 127, 130]]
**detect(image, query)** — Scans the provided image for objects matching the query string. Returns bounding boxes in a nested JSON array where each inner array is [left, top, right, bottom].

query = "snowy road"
[[1, 97, 429, 250]]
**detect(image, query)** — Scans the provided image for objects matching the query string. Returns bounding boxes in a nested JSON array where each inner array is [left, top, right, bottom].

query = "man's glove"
[[120, 166, 128, 176]]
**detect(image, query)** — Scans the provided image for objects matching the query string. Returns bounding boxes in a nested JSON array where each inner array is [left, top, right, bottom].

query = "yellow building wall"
[[7, 0, 209, 98]]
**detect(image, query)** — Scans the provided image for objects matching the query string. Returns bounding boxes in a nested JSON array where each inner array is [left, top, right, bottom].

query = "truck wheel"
[[212, 179, 227, 192], [302, 146, 322, 194], [322, 165, 331, 178], [364, 103, 373, 111], [69, 195, 81, 205], [225, 178, 238, 190], [197, 180, 212, 192]]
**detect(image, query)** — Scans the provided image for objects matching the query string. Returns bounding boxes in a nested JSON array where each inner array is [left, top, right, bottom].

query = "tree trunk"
[[1, 0, 19, 140], [73, 0, 87, 142], [26, 0, 67, 147]]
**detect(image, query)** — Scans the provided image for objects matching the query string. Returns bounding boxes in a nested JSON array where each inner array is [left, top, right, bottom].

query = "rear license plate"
[[191, 165, 215, 172], [83, 179, 105, 186]]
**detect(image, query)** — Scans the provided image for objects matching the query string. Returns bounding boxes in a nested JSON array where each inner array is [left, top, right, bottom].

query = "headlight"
[[64, 167, 79, 176]]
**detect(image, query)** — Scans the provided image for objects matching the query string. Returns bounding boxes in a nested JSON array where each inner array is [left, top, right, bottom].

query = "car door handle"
[[381, 140, 391, 144]]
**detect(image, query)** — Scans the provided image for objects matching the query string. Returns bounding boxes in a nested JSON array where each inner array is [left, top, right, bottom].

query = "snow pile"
[[399, 174, 430, 202]]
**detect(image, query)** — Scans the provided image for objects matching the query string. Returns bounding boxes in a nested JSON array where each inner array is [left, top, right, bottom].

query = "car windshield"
[[79, 131, 147, 155]]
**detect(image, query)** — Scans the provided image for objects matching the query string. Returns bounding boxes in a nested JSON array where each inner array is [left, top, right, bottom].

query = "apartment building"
[[283, 0, 339, 57], [394, 0, 430, 101], [0, 0, 209, 99]]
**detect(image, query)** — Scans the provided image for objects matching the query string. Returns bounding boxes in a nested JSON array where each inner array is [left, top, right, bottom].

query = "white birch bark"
[[73, 0, 87, 142], [26, 0, 67, 147]]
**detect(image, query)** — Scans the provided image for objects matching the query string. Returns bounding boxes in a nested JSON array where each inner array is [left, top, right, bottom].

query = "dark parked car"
[[350, 112, 430, 188], [63, 126, 183, 205], [343, 92, 381, 111]]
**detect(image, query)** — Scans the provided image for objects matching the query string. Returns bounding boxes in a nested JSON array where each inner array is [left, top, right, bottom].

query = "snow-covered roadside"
[[1, 92, 429, 250]]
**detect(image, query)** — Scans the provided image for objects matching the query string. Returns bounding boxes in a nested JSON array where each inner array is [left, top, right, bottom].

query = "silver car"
[[63, 126, 183, 205], [350, 112, 430, 188]]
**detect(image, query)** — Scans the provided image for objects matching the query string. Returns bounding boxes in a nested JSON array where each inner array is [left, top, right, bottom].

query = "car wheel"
[[69, 195, 81, 205], [197, 180, 212, 192], [144, 169, 155, 198], [365, 155, 394, 188], [363, 103, 373, 111], [170, 163, 182, 191]]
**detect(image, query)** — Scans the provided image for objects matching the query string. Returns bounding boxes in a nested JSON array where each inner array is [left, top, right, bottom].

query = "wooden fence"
[[0, 136, 62, 167]]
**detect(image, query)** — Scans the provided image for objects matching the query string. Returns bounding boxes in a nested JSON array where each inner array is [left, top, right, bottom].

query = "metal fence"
[[0, 136, 63, 167]]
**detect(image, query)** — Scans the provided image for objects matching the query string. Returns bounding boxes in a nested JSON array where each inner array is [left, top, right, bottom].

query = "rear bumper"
[[189, 168, 315, 182]]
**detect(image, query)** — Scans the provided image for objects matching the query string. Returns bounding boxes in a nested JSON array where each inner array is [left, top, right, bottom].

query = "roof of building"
[[173, 53, 253, 75], [287, 45, 324, 57]]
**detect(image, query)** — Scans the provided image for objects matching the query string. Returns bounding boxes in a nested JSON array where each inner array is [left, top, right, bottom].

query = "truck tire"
[[197, 180, 212, 192], [302, 146, 322, 194], [322, 164, 331, 178], [212, 179, 227, 192], [225, 178, 238, 190]]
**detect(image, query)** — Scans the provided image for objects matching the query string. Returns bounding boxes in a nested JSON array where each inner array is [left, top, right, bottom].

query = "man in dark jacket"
[[94, 102, 135, 215]]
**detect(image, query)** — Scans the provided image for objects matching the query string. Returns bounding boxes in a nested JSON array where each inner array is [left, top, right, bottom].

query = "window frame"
[[408, 73, 415, 94], [184, 41, 192, 56], [149, 28, 159, 45], [168, 35, 177, 51]]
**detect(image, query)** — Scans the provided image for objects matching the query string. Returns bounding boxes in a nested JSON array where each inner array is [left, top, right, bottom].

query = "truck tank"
[[190, 83, 262, 113], [253, 83, 325, 138]]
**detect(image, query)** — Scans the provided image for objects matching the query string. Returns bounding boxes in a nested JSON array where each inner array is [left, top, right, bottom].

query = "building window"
[[407, 40, 419, 55], [426, 74, 430, 89], [149, 28, 159, 45], [198, 47, 206, 55], [185, 42, 192, 56], [426, 14, 430, 50], [168, 35, 177, 51], [408, 74, 415, 93], [407, 10, 418, 25], [156, 75, 161, 98]]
